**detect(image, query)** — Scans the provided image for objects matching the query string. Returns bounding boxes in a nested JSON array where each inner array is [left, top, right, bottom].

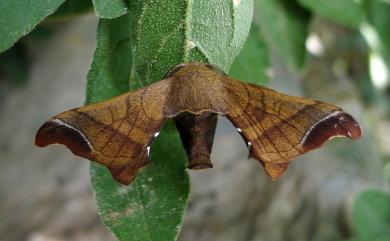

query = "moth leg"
[[175, 112, 217, 169]]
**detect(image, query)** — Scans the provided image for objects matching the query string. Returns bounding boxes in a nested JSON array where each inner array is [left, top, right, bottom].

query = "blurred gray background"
[[0, 14, 388, 241]]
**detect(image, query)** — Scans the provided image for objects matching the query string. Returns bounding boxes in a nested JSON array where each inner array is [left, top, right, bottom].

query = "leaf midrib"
[[134, 181, 153, 241]]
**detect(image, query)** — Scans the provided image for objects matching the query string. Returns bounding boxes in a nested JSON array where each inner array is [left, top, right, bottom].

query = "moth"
[[35, 63, 362, 185]]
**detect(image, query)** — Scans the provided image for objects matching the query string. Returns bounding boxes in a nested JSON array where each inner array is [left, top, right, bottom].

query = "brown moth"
[[35, 63, 362, 185]]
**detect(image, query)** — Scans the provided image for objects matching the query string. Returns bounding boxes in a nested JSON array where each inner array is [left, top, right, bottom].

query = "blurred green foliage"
[[255, 0, 311, 70], [0, 1, 389, 241], [345, 189, 390, 241], [298, 0, 364, 29], [229, 23, 270, 85], [363, 0, 390, 68], [0, 43, 29, 86]]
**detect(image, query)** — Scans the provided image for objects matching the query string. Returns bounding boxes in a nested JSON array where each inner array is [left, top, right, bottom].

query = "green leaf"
[[88, 2, 254, 241], [91, 123, 189, 241], [52, 0, 93, 18], [87, 14, 190, 241], [92, 0, 128, 19], [384, 162, 390, 182], [86, 15, 132, 104], [344, 235, 390, 241], [0, 0, 66, 53], [298, 0, 364, 29], [362, 0, 390, 65], [229, 23, 270, 85], [255, 0, 310, 70], [352, 189, 390, 239], [129, 0, 254, 83]]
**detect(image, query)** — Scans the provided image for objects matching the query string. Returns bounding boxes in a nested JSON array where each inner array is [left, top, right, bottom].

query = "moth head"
[[163, 62, 227, 79]]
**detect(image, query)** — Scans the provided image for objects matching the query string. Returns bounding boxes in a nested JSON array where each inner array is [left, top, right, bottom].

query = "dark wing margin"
[[222, 77, 362, 179], [35, 79, 171, 185]]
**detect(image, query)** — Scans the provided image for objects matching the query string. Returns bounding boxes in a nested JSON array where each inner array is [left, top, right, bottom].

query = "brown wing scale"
[[222, 77, 361, 179], [35, 63, 362, 184], [35, 79, 171, 184]]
